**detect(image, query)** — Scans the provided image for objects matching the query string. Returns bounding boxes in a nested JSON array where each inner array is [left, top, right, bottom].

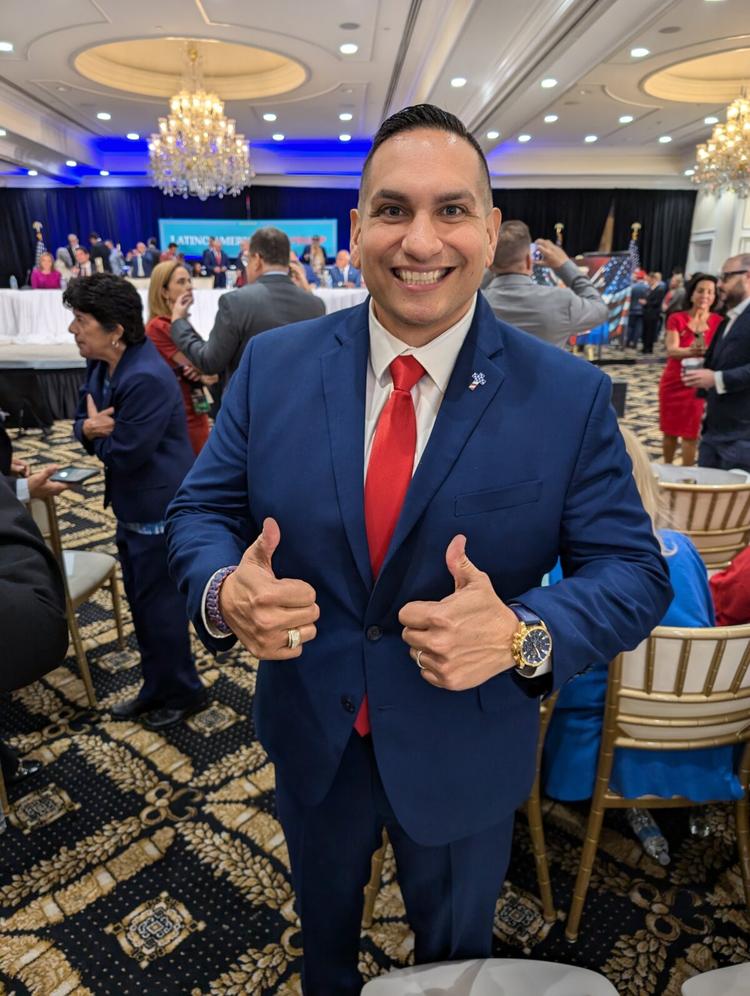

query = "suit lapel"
[[321, 304, 372, 591]]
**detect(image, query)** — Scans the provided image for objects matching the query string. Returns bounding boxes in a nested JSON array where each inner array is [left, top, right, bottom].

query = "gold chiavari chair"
[[658, 479, 750, 570], [566, 623, 750, 943]]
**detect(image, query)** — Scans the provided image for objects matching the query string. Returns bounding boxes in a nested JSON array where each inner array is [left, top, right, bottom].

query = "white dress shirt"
[[714, 295, 750, 395]]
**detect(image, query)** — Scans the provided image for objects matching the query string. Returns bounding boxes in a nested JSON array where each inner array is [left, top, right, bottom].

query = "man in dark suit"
[[202, 237, 230, 288], [170, 227, 325, 381], [640, 271, 667, 354], [126, 242, 155, 278], [88, 232, 112, 272], [166, 104, 670, 993], [329, 249, 362, 288], [683, 253, 750, 471]]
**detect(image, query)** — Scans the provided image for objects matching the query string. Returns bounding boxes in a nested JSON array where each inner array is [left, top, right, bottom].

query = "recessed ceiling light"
[[658, 135, 672, 143], [684, 168, 695, 176], [339, 112, 353, 121], [486, 129, 500, 139], [450, 77, 467, 88], [541, 78, 558, 89], [126, 132, 139, 140], [27, 169, 38, 176], [584, 135, 598, 143], [704, 116, 719, 125], [630, 47, 650, 58], [99, 169, 109, 176], [339, 22, 360, 29], [65, 159, 77, 167], [339, 43, 358, 55], [339, 133, 351, 142], [658, 26, 681, 33], [272, 133, 284, 141], [619, 115, 634, 124], [262, 112, 277, 122], [0, 42, 14, 53], [96, 112, 111, 121], [0, 128, 6, 137], [56, 86, 68, 92], [518, 134, 532, 143], [544, 114, 558, 123]]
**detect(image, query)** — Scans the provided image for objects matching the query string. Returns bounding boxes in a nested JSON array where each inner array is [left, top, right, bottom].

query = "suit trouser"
[[115, 525, 202, 706], [699, 435, 750, 474], [626, 314, 643, 347], [274, 730, 514, 996], [641, 316, 661, 353]]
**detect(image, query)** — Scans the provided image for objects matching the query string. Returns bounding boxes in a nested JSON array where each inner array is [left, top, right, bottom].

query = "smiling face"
[[690, 279, 716, 311], [162, 264, 192, 309], [350, 128, 500, 345]]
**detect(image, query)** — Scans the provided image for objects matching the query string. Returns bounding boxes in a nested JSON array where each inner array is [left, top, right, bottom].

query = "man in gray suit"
[[483, 220, 608, 348], [169, 227, 326, 381]]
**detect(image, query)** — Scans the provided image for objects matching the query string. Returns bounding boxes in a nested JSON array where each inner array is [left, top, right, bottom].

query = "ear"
[[349, 207, 362, 270], [485, 206, 501, 269]]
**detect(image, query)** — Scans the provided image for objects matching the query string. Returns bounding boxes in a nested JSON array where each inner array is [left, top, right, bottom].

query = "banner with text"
[[158, 218, 338, 258]]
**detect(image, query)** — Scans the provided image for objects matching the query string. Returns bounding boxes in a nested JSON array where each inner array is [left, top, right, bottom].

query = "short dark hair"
[[89, 232, 99, 241], [63, 273, 145, 345], [492, 220, 531, 271], [168, 242, 178, 250], [75, 246, 90, 257], [684, 271, 718, 308], [249, 227, 291, 268], [359, 103, 492, 210]]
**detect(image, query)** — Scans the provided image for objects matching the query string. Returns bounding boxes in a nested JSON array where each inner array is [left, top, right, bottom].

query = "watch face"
[[521, 627, 551, 665]]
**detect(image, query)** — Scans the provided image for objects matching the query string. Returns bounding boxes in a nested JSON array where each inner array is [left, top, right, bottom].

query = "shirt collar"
[[368, 294, 477, 395], [728, 296, 750, 321]]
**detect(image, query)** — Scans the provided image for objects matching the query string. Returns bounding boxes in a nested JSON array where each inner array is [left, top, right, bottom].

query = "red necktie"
[[354, 354, 426, 736]]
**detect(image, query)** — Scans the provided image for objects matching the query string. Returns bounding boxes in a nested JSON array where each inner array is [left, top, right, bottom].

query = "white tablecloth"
[[0, 287, 369, 346]]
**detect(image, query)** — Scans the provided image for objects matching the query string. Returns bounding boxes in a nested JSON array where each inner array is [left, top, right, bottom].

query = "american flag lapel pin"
[[469, 371, 486, 391]]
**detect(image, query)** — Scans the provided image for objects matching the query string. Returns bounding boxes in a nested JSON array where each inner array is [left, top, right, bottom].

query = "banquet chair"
[[27, 496, 126, 708], [658, 478, 750, 569], [681, 962, 750, 995], [361, 696, 558, 929], [566, 623, 750, 943]]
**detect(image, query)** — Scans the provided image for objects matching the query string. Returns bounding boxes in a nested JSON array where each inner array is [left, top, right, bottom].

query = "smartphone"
[[530, 242, 543, 262], [50, 466, 98, 485]]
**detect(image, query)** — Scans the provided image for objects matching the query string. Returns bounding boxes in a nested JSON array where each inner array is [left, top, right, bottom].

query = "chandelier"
[[692, 92, 750, 198], [148, 44, 253, 200]]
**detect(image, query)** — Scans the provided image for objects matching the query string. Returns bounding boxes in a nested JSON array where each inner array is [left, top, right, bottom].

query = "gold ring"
[[415, 649, 425, 670], [287, 628, 301, 650]]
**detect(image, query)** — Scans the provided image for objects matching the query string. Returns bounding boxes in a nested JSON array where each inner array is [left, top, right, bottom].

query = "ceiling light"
[[694, 95, 750, 196], [704, 116, 719, 125], [339, 43, 358, 55], [544, 114, 558, 123], [99, 169, 109, 176], [96, 112, 111, 121], [630, 47, 650, 58], [27, 169, 38, 176], [584, 135, 598, 143], [65, 159, 77, 167], [684, 169, 695, 176], [450, 77, 467, 88], [658, 135, 672, 143], [619, 115, 634, 124], [339, 22, 360, 29], [0, 42, 14, 53], [126, 132, 139, 140], [262, 112, 277, 122], [339, 133, 351, 142], [0, 128, 6, 137], [518, 134, 532, 143], [541, 78, 558, 89], [486, 129, 500, 139], [272, 133, 284, 141], [339, 112, 353, 121]]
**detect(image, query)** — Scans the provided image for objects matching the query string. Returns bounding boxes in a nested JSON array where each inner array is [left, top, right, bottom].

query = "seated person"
[[710, 545, 750, 625], [300, 234, 327, 274], [543, 426, 742, 816], [290, 250, 319, 287], [31, 252, 62, 289], [329, 249, 362, 288]]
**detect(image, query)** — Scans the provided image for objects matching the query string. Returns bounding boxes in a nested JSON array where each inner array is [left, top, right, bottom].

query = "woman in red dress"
[[145, 261, 216, 454], [658, 272, 722, 466]]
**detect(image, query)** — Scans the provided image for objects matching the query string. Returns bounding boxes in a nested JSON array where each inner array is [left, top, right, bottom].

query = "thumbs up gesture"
[[219, 517, 320, 659], [398, 534, 518, 690]]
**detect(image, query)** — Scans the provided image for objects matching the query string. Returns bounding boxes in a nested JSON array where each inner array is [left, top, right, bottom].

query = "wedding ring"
[[415, 649, 425, 670], [287, 628, 301, 650]]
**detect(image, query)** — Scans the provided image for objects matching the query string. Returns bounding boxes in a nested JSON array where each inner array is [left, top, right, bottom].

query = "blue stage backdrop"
[[158, 218, 338, 258]]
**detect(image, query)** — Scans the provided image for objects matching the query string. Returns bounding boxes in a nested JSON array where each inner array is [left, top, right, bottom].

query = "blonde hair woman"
[[145, 260, 216, 454]]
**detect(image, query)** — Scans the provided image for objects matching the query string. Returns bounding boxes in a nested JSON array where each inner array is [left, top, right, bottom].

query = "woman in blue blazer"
[[65, 274, 205, 730]]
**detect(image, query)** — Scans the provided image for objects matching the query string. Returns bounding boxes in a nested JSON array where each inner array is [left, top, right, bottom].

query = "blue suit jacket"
[[166, 295, 671, 845], [74, 339, 194, 522], [202, 248, 231, 288], [329, 265, 362, 288]]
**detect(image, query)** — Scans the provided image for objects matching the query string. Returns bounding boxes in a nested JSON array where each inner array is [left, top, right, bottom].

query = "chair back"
[[27, 496, 64, 565], [659, 480, 750, 568], [609, 624, 750, 751]]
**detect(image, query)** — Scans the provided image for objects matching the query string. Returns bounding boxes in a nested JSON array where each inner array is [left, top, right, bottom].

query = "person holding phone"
[[64, 273, 205, 731]]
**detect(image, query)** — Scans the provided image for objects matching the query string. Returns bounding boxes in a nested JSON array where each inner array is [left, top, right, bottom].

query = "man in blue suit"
[[329, 248, 362, 288], [167, 105, 671, 993], [202, 237, 230, 288]]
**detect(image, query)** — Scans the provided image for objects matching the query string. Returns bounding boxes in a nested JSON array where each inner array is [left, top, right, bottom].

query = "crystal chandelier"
[[148, 44, 253, 200], [692, 92, 750, 198]]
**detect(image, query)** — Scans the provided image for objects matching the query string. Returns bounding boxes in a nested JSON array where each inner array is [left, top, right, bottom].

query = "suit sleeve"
[[515, 376, 673, 692], [719, 358, 750, 394], [0, 481, 68, 692], [554, 260, 609, 335], [170, 294, 242, 374]]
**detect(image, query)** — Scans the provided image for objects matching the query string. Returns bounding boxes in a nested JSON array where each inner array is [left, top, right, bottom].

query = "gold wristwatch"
[[510, 604, 552, 678]]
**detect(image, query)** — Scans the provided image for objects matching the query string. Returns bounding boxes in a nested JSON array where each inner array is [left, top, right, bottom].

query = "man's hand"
[[289, 259, 312, 292], [83, 394, 115, 439], [219, 517, 320, 658], [535, 238, 569, 271], [181, 363, 202, 383], [682, 368, 716, 389], [28, 465, 69, 499], [171, 290, 193, 322], [399, 535, 519, 690], [10, 457, 29, 478]]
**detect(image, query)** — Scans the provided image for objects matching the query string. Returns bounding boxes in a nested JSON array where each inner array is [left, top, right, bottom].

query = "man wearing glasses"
[[683, 254, 750, 472]]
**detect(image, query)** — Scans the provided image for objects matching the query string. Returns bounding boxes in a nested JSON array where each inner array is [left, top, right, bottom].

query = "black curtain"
[[0, 184, 695, 287]]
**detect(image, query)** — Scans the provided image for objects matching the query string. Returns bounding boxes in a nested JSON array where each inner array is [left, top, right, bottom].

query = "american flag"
[[575, 252, 633, 345], [628, 233, 640, 275], [32, 221, 47, 266]]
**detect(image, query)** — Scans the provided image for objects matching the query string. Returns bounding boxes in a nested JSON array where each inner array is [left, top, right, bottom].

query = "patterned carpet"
[[2, 348, 748, 996]]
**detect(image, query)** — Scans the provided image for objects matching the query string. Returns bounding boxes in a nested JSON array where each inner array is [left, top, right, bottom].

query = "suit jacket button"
[[366, 625, 382, 641], [341, 696, 355, 713]]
